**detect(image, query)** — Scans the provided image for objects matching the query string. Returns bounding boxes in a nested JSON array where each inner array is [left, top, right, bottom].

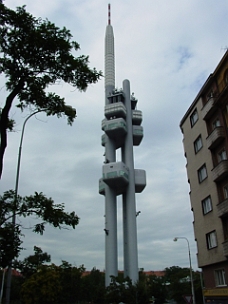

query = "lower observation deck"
[[102, 118, 127, 138], [134, 169, 146, 192], [102, 118, 127, 147], [99, 168, 146, 196], [103, 161, 129, 188], [101, 125, 143, 148]]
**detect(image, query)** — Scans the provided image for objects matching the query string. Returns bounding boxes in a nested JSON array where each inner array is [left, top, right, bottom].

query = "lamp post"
[[5, 110, 43, 304], [173, 237, 196, 304]]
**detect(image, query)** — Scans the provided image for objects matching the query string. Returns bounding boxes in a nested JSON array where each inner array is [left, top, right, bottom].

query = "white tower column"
[[122, 80, 138, 282], [104, 138, 117, 286]]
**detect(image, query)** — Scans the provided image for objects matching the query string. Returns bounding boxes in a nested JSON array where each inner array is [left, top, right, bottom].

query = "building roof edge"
[[180, 50, 228, 128]]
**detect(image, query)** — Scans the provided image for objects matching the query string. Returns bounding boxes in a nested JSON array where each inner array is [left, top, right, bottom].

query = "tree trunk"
[[0, 79, 25, 179]]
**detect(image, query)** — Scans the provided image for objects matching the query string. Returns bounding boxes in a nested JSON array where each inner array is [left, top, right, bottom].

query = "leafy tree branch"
[[0, 3, 102, 178], [0, 190, 80, 268]]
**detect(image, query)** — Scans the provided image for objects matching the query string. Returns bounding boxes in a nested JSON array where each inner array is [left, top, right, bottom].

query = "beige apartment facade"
[[180, 51, 228, 303]]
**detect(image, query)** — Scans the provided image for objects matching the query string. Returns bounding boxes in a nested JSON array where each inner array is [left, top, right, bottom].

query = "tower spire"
[[105, 3, 115, 95], [108, 3, 111, 25]]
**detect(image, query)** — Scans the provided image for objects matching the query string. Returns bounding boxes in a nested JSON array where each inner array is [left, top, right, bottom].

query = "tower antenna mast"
[[108, 3, 111, 25]]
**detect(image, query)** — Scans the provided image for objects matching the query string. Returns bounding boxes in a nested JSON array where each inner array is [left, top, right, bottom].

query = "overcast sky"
[[1, 0, 228, 272]]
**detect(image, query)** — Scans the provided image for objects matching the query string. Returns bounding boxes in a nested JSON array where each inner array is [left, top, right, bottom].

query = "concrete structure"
[[180, 51, 228, 303], [99, 4, 146, 286]]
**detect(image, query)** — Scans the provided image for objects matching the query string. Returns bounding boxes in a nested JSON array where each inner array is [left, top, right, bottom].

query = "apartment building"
[[180, 51, 228, 303]]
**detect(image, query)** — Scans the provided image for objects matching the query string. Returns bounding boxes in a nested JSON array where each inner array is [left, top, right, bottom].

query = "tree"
[[146, 274, 167, 304], [164, 266, 202, 304], [58, 261, 85, 304], [0, 223, 22, 269], [105, 275, 139, 304], [81, 267, 105, 303], [0, 3, 102, 178], [105, 275, 125, 304], [11, 250, 98, 304], [14, 246, 51, 279], [20, 264, 62, 304], [3, 246, 51, 304], [0, 190, 79, 268]]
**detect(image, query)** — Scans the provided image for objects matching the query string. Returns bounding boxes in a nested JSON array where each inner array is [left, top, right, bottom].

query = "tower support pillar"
[[122, 79, 138, 283]]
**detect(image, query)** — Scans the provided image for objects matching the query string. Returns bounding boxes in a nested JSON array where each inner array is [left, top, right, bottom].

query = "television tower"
[[99, 4, 146, 286]]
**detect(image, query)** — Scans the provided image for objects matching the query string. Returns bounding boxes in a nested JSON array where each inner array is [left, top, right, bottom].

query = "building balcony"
[[217, 198, 228, 217], [135, 169, 146, 193], [203, 287, 228, 297], [133, 125, 143, 146], [222, 239, 228, 257], [132, 110, 142, 125], [105, 102, 126, 119], [212, 160, 228, 182], [201, 97, 216, 120], [206, 126, 226, 150], [103, 162, 129, 189]]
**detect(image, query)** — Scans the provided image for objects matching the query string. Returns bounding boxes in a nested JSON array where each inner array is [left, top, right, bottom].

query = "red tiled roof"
[[81, 270, 165, 277], [0, 269, 22, 277], [144, 270, 165, 277]]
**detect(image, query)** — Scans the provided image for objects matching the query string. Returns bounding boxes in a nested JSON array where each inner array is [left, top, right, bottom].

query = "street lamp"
[[173, 237, 196, 304], [5, 110, 43, 304]]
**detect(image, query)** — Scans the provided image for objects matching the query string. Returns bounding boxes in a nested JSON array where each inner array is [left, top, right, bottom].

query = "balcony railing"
[[217, 198, 228, 217], [222, 239, 228, 257], [206, 126, 225, 149], [201, 97, 216, 120], [212, 160, 228, 182]]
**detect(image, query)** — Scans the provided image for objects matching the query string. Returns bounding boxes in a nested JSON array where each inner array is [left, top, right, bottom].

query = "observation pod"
[[99, 84, 146, 286]]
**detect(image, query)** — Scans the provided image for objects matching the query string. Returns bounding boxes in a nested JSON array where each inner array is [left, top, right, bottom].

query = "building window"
[[198, 164, 207, 183], [224, 185, 228, 199], [194, 135, 203, 153], [215, 269, 226, 286], [218, 149, 227, 162], [206, 231, 217, 249], [202, 196, 212, 214], [222, 216, 228, 240], [212, 118, 221, 129], [206, 90, 214, 101], [190, 109, 198, 127]]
